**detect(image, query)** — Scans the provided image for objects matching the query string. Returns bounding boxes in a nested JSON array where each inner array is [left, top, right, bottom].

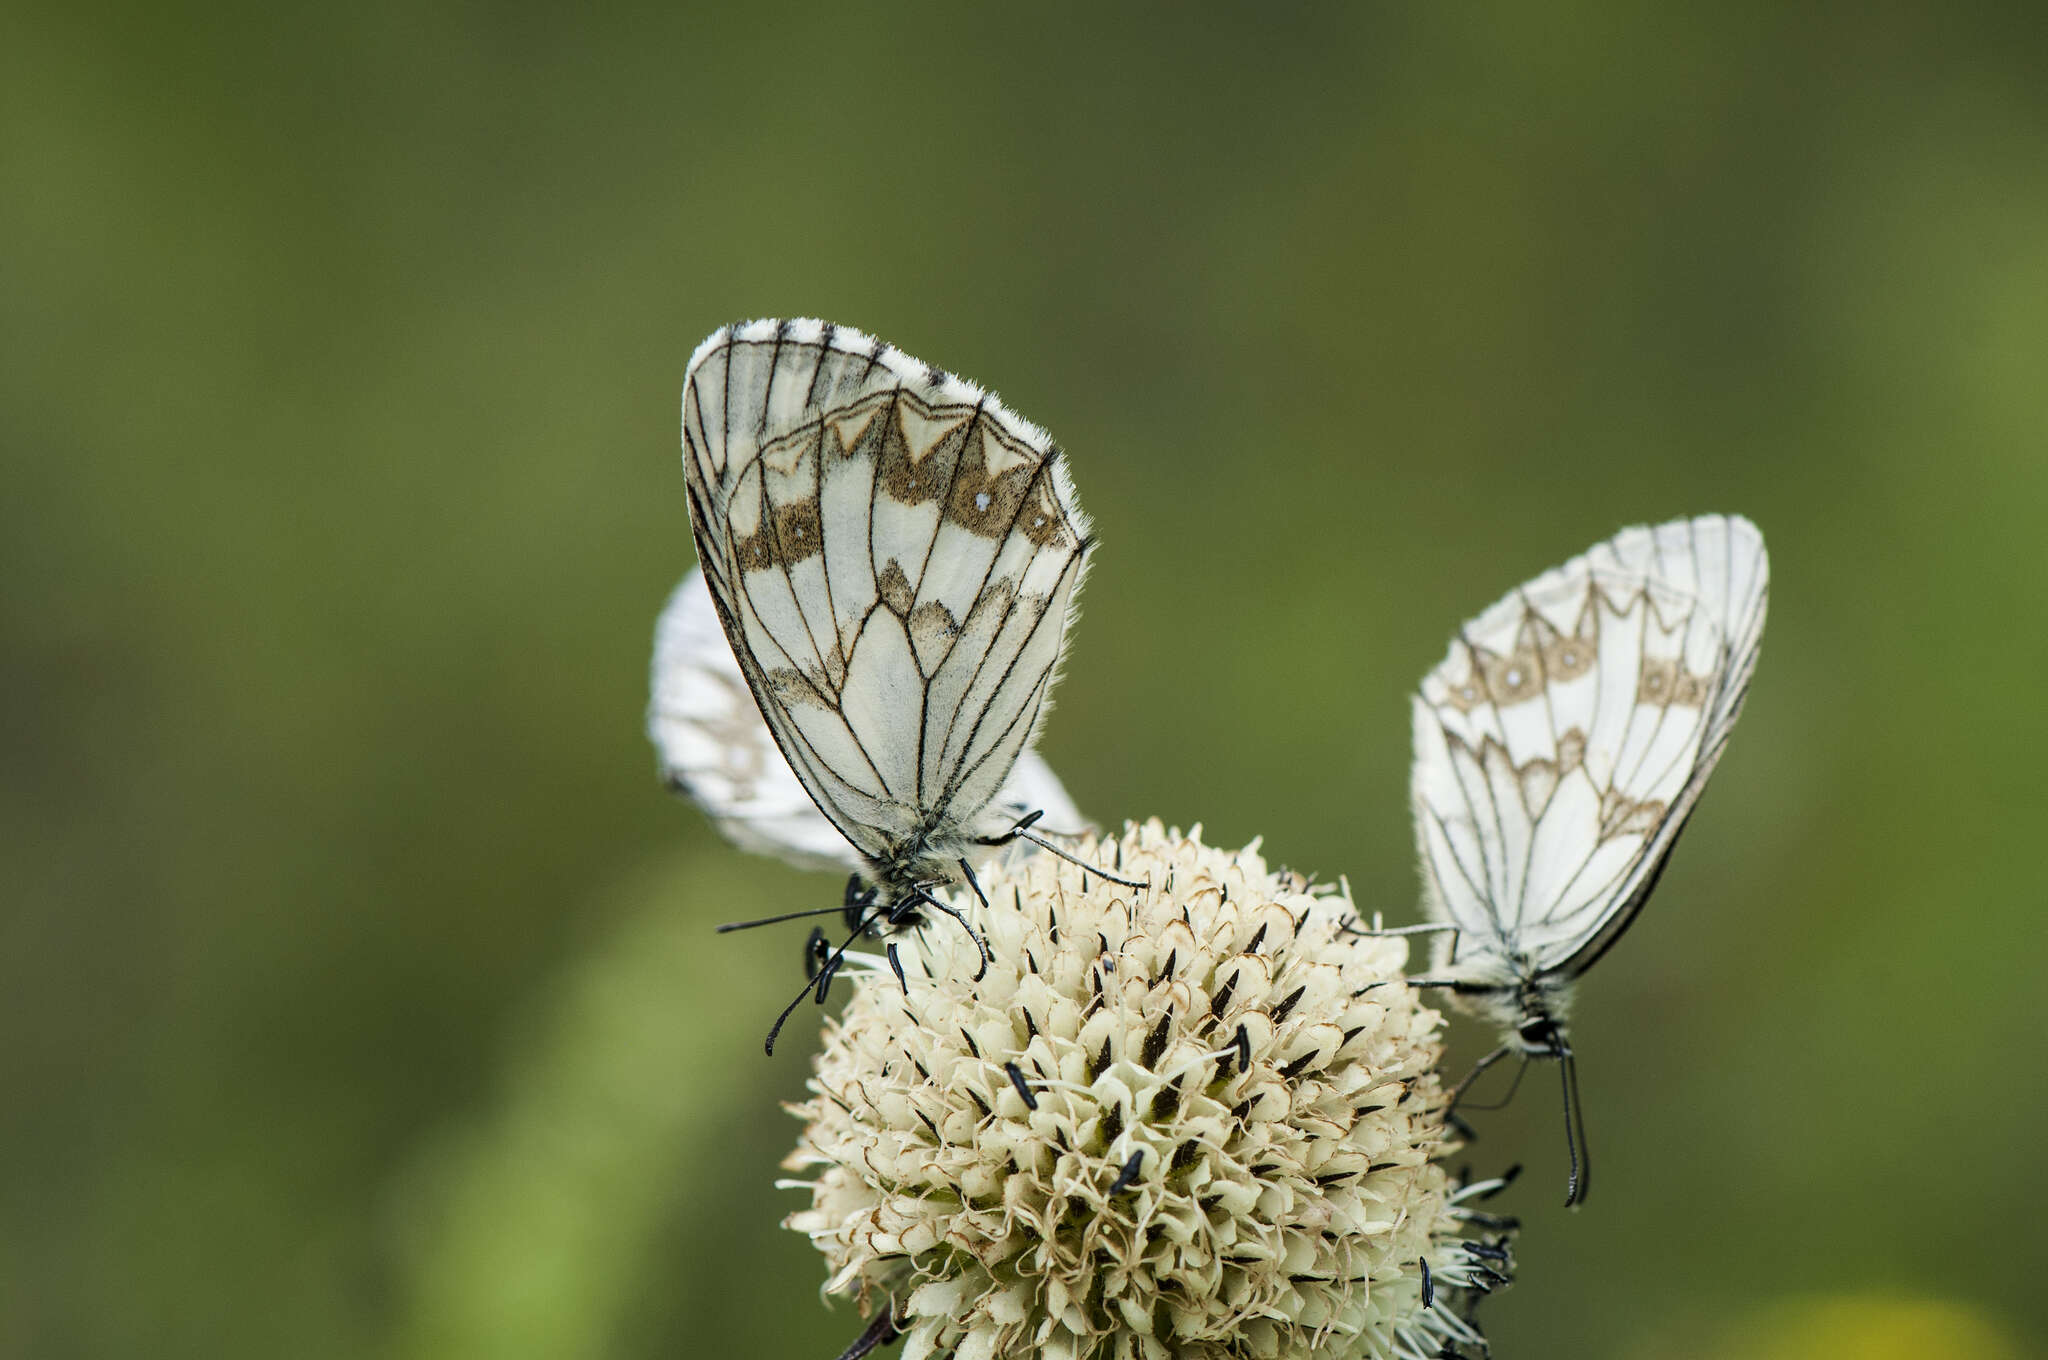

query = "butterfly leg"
[[974, 807, 1148, 889], [763, 896, 890, 1056], [989, 805, 1099, 846], [1341, 917, 1461, 946], [905, 885, 992, 983], [999, 824, 1150, 890], [1445, 1042, 1523, 1116]]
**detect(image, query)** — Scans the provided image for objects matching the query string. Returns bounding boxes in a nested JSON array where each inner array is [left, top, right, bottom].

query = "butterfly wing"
[[680, 320, 1091, 869], [1410, 514, 1768, 986], [649, 568, 864, 872], [650, 566, 1086, 868]]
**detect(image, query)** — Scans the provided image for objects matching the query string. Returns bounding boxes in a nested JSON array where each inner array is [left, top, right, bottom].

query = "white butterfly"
[[1402, 513, 1768, 1203], [649, 564, 1086, 872], [674, 319, 1121, 1045]]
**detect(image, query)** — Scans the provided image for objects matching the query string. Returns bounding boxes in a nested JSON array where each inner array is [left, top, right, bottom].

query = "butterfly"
[[1399, 513, 1768, 1204], [673, 319, 1129, 1050]]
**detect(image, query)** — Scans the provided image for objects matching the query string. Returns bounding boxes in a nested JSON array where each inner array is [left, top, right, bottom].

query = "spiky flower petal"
[[783, 822, 1516, 1360]]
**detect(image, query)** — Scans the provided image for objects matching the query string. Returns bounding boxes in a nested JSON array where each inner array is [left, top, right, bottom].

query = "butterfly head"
[[848, 838, 975, 938], [1513, 1011, 1569, 1058], [1500, 974, 1574, 1058]]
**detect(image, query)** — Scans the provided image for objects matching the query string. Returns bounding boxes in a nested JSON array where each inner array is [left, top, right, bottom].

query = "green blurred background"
[[5, 4, 2044, 1357]]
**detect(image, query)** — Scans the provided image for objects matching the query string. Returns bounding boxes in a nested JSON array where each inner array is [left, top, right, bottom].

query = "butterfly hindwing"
[[649, 566, 1087, 869], [681, 320, 1091, 872], [649, 568, 860, 872], [1411, 514, 1768, 985]]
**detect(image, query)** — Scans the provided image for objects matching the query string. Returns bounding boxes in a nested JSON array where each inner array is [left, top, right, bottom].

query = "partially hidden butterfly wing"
[[681, 320, 1092, 866], [648, 567, 863, 872], [1410, 514, 1768, 983], [649, 566, 1086, 868]]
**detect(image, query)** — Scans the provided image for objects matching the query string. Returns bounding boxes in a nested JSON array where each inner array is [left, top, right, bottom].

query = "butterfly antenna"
[[764, 899, 885, 1056], [1561, 1044, 1592, 1207], [828, 1308, 902, 1360], [715, 904, 854, 934]]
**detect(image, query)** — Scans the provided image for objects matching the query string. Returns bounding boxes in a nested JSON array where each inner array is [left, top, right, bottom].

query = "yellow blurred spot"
[[1716, 1295, 2026, 1360]]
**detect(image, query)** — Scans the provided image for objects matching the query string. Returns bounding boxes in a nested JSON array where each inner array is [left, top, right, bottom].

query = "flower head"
[[783, 821, 1516, 1360]]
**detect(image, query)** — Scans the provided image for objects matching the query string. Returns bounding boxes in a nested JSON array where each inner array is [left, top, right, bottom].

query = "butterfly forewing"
[[1411, 514, 1768, 986], [681, 320, 1091, 875]]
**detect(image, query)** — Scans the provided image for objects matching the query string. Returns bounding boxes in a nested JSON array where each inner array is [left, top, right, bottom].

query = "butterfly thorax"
[[856, 827, 976, 929], [872, 794, 1032, 889]]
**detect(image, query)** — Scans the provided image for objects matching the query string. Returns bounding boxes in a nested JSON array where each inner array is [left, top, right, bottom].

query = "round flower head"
[[782, 822, 1517, 1360]]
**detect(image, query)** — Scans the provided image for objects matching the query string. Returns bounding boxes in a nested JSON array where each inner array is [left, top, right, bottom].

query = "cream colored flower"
[[782, 822, 1516, 1360]]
